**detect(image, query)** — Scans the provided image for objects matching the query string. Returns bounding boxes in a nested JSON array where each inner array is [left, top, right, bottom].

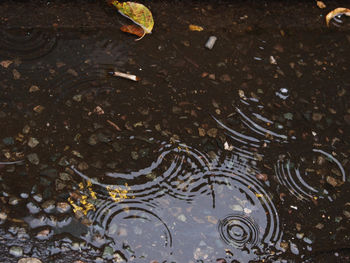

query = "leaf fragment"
[[316, 1, 326, 9], [120, 24, 144, 37], [189, 24, 203, 31], [325, 7, 350, 27]]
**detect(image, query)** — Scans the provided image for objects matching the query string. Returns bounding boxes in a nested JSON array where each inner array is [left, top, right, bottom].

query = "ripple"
[[86, 201, 172, 253], [72, 139, 212, 204], [70, 139, 281, 260], [0, 29, 56, 60], [274, 148, 346, 201], [218, 213, 260, 249], [213, 88, 294, 149], [210, 156, 282, 251]]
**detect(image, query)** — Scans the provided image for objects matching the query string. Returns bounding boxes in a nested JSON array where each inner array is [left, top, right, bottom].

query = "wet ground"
[[1, 0, 350, 262]]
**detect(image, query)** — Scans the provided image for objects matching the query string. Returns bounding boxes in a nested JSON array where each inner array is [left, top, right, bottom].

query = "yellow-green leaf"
[[110, 1, 154, 40]]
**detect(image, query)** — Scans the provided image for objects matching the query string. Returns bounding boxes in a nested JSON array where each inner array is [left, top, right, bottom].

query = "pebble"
[[27, 153, 40, 165], [9, 196, 20, 205], [88, 134, 98, 145], [18, 258, 42, 263], [28, 137, 39, 148], [42, 200, 55, 213], [33, 194, 43, 203], [207, 128, 218, 138], [0, 211, 8, 223], [9, 246, 23, 257], [35, 228, 52, 240], [56, 202, 70, 213], [27, 202, 41, 214]]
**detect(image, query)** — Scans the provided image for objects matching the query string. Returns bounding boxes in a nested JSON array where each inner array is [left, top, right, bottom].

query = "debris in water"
[[109, 0, 154, 40], [189, 24, 204, 31], [205, 36, 217, 50], [109, 71, 140, 81]]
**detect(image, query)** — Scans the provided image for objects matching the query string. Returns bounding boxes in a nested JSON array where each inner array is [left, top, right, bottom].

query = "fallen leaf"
[[189, 24, 203, 31], [109, 1, 154, 40], [0, 60, 13, 68], [120, 24, 144, 37], [326, 8, 350, 27], [316, 1, 326, 9]]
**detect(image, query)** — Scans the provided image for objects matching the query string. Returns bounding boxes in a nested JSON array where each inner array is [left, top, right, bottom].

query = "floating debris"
[[189, 24, 204, 31], [205, 36, 217, 50], [109, 71, 140, 81]]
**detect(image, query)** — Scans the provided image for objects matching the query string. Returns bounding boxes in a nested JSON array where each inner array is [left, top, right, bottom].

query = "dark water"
[[1, 1, 350, 262]]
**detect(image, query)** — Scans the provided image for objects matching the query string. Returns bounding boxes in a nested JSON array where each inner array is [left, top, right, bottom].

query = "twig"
[[107, 120, 122, 131]]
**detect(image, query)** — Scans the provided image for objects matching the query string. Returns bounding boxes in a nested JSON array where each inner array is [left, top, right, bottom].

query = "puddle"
[[1, 1, 350, 262]]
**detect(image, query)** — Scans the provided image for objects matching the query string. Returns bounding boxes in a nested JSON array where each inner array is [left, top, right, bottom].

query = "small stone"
[[9, 196, 20, 205], [326, 176, 343, 187], [131, 151, 139, 160], [315, 223, 324, 229], [13, 69, 21, 79], [78, 162, 89, 171], [29, 85, 40, 92], [88, 134, 98, 146], [33, 194, 43, 203], [312, 112, 323, 122], [2, 137, 14, 145], [67, 68, 78, 77], [18, 259, 43, 263], [22, 125, 31, 134], [177, 214, 186, 222], [219, 74, 231, 82], [103, 246, 114, 259], [36, 228, 52, 240], [28, 137, 39, 148], [343, 210, 350, 219], [27, 153, 40, 165], [27, 202, 41, 214], [42, 200, 55, 213], [56, 202, 70, 213], [112, 142, 122, 152], [9, 246, 23, 257], [280, 241, 289, 251], [198, 128, 206, 137], [72, 94, 82, 102], [172, 106, 182, 114], [55, 179, 66, 191], [207, 128, 218, 138], [0, 211, 8, 223], [256, 173, 268, 182]]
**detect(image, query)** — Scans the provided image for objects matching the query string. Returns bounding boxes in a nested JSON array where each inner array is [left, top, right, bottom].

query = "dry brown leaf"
[[120, 24, 144, 38], [326, 7, 350, 27], [316, 1, 326, 9], [189, 24, 204, 31]]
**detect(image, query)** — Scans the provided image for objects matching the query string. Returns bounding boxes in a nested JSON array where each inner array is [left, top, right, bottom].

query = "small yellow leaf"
[[189, 24, 204, 31], [316, 1, 326, 9], [325, 7, 350, 27]]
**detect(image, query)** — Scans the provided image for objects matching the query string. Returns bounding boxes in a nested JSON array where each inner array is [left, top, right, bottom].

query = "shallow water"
[[1, 1, 350, 262]]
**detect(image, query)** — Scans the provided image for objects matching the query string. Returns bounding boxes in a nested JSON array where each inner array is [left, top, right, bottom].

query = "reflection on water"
[[275, 148, 346, 201], [68, 138, 281, 261]]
